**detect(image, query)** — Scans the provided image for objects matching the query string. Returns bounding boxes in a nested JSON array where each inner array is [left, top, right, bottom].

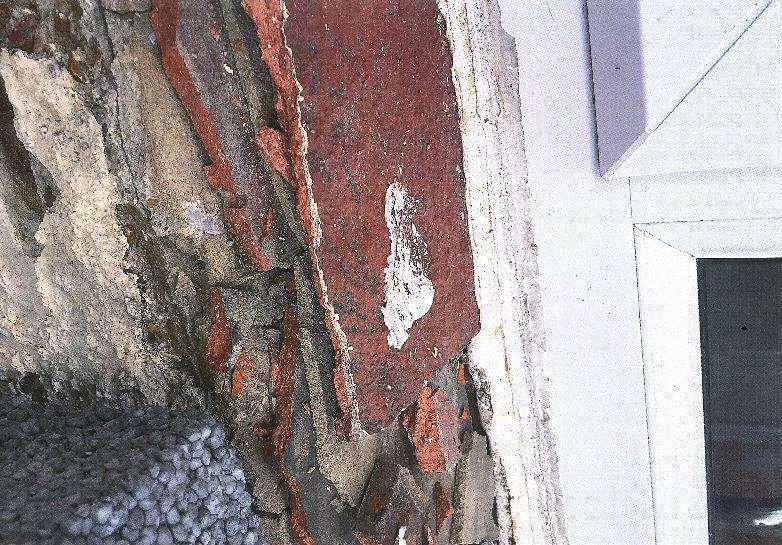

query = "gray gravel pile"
[[0, 394, 264, 545]]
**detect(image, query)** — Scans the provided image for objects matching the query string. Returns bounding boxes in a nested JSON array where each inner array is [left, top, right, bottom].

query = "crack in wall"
[[0, 78, 58, 259]]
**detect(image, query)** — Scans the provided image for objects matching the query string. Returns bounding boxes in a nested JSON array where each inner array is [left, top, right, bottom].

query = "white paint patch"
[[381, 182, 434, 350], [396, 525, 407, 545], [181, 200, 224, 235], [756, 509, 782, 527]]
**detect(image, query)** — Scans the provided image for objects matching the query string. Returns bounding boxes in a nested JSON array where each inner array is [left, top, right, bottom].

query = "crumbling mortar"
[[1, 2, 503, 544]]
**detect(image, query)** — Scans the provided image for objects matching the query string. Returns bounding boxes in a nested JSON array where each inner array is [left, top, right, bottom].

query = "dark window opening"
[[699, 259, 782, 545]]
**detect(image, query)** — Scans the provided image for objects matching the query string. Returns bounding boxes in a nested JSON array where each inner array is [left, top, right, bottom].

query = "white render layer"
[[479, 0, 782, 544]]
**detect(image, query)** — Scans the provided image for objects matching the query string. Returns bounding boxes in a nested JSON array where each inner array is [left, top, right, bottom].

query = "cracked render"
[[0, 0, 501, 544]]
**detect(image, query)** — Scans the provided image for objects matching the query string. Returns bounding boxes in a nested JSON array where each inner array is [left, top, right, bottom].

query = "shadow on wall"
[[585, 0, 646, 176]]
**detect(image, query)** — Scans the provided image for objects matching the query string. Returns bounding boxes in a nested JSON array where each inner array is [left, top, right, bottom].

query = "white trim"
[[634, 217, 782, 545], [637, 218, 782, 258], [634, 228, 706, 545], [603, 0, 773, 178], [438, 1, 569, 544]]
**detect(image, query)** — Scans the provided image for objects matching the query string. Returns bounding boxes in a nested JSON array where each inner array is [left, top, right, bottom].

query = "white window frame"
[[634, 217, 782, 545]]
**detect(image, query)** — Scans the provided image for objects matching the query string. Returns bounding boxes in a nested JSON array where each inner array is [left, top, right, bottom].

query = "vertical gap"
[[697, 259, 715, 545], [630, 217, 660, 544]]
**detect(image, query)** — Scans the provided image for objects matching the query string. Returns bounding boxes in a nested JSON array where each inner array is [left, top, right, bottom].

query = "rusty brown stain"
[[402, 386, 459, 473], [332, 365, 352, 439], [205, 287, 230, 373], [265, 280, 315, 545], [280, 468, 316, 545], [365, 489, 388, 516], [269, 294, 296, 459], [230, 354, 255, 399], [433, 481, 454, 533], [354, 532, 382, 545], [223, 208, 271, 271], [456, 361, 466, 384], [256, 127, 293, 184]]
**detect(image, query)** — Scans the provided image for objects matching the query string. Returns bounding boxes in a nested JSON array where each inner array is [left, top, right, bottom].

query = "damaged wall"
[[0, 1, 553, 544], [0, 3, 214, 409]]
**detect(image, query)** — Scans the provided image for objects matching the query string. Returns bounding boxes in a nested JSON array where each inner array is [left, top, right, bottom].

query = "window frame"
[[634, 218, 782, 545]]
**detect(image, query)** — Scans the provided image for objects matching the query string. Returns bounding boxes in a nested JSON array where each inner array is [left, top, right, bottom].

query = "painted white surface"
[[440, 1, 569, 542], [639, 218, 782, 258], [630, 166, 782, 224], [498, 1, 655, 544], [589, 0, 764, 174], [479, 0, 782, 543], [589, 0, 781, 177], [634, 228, 707, 545], [613, 0, 782, 177], [633, 219, 782, 544], [381, 182, 434, 349]]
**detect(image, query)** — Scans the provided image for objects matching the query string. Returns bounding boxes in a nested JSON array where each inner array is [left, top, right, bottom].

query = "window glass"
[[699, 259, 782, 545]]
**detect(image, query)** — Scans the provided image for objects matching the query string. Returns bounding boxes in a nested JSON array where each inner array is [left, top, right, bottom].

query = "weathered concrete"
[[0, 51, 192, 405], [450, 432, 499, 544]]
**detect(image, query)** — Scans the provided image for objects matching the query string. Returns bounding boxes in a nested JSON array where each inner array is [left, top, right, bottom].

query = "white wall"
[[496, 1, 782, 544], [497, 2, 655, 544]]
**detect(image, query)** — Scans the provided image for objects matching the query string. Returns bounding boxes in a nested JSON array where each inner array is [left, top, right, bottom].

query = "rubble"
[[0, 394, 261, 545]]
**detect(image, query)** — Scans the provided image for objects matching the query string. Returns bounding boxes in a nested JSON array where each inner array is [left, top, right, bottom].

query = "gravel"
[[0, 395, 263, 545]]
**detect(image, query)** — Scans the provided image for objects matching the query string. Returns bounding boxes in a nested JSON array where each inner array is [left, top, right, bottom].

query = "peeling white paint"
[[437, 1, 569, 544], [381, 182, 435, 350], [181, 200, 224, 235], [396, 525, 407, 545]]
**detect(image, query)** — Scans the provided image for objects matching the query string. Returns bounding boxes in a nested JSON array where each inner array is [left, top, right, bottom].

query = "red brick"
[[402, 387, 459, 473], [433, 481, 454, 533], [247, 0, 480, 431]]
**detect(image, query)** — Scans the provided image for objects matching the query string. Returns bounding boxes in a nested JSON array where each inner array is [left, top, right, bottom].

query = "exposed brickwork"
[[403, 386, 459, 473], [0, 2, 497, 544], [151, 0, 276, 272], [205, 288, 230, 374], [247, 0, 480, 432]]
